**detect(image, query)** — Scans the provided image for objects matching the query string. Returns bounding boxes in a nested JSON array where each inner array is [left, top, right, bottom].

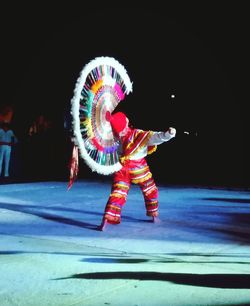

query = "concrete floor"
[[0, 179, 250, 306]]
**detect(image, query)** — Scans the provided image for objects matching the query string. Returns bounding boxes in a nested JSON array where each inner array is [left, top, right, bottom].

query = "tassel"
[[67, 145, 79, 190]]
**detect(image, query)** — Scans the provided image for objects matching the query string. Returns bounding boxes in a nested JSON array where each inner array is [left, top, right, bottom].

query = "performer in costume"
[[69, 56, 177, 231], [100, 111, 176, 231]]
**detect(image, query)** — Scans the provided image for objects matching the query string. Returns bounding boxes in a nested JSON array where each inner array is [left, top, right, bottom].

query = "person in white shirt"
[[0, 122, 18, 178]]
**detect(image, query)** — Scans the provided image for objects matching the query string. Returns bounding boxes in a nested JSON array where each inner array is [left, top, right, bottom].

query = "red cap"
[[108, 111, 128, 135]]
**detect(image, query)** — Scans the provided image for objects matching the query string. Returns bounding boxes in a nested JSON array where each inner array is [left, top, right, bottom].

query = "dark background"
[[0, 2, 249, 187]]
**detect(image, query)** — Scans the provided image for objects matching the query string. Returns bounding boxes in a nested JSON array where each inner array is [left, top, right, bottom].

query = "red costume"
[[101, 112, 176, 228]]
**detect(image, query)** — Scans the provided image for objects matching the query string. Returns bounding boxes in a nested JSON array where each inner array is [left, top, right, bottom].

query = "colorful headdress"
[[70, 56, 133, 176]]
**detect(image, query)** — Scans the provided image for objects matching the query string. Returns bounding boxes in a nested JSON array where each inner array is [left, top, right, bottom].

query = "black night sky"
[[0, 2, 249, 187]]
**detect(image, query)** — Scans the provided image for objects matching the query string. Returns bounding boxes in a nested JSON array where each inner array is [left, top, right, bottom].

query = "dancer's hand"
[[168, 127, 176, 136]]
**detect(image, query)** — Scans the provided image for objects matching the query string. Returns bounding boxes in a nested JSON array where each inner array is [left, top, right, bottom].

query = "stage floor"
[[0, 179, 250, 306]]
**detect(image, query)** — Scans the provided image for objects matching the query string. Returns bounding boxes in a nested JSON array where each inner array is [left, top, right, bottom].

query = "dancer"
[[69, 56, 176, 230], [99, 111, 176, 230]]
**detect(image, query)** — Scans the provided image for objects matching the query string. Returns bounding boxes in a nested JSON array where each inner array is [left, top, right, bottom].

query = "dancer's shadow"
[[203, 197, 250, 204], [0, 202, 98, 230]]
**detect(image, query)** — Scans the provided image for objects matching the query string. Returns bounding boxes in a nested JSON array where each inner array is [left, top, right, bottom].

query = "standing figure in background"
[[100, 111, 176, 231], [0, 122, 18, 178]]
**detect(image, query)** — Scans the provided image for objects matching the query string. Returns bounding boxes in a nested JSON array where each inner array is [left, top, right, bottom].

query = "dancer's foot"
[[99, 219, 108, 231], [152, 216, 161, 223]]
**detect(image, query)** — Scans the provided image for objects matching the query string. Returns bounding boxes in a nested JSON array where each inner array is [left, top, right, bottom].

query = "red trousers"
[[103, 158, 159, 224]]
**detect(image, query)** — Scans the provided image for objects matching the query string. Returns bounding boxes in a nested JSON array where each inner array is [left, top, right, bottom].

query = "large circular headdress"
[[71, 56, 133, 175]]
